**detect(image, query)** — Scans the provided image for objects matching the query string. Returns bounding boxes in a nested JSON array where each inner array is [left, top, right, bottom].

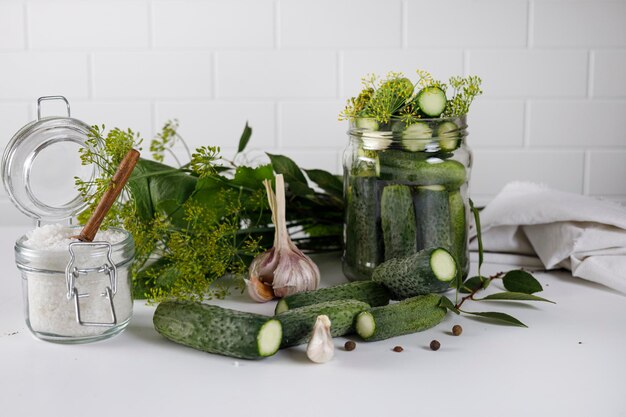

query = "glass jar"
[[2, 96, 135, 343], [342, 116, 472, 291], [15, 227, 135, 343]]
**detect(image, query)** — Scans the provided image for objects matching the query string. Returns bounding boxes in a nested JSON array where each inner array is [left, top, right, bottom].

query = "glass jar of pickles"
[[342, 116, 472, 291]]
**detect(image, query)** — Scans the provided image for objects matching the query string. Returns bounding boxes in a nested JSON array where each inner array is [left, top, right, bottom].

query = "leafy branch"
[[75, 121, 344, 303], [440, 199, 554, 327]]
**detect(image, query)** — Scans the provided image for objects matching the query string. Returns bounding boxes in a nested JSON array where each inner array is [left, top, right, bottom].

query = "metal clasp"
[[37, 95, 71, 120], [65, 241, 118, 327]]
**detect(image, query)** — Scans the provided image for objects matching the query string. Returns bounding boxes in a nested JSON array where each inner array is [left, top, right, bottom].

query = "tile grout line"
[[522, 100, 530, 148], [337, 51, 343, 98], [87, 53, 94, 100], [147, 0, 155, 49], [275, 101, 281, 149], [526, 0, 534, 48], [22, 1, 29, 50], [212, 51, 218, 99], [274, 0, 281, 49], [587, 50, 595, 98], [401, 0, 408, 49], [582, 151, 590, 195]]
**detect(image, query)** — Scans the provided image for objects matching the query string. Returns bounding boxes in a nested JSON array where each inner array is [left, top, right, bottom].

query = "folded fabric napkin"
[[469, 182, 626, 293]]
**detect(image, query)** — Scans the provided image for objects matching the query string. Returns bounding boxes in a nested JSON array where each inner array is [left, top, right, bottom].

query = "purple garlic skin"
[[246, 174, 321, 302], [271, 242, 320, 298]]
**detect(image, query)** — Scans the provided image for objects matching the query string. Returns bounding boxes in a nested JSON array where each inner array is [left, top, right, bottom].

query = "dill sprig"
[[75, 121, 344, 302], [340, 69, 482, 123]]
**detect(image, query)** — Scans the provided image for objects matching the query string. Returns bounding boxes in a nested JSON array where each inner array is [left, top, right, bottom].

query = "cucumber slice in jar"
[[415, 86, 447, 117], [436, 120, 460, 152], [401, 121, 433, 152], [355, 118, 391, 151]]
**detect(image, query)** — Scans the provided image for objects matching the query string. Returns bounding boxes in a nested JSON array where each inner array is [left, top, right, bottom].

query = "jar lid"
[[1, 96, 97, 221]]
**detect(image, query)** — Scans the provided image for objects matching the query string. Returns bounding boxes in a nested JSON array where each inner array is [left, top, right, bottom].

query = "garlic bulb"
[[244, 275, 275, 302], [307, 315, 334, 364], [247, 174, 320, 301]]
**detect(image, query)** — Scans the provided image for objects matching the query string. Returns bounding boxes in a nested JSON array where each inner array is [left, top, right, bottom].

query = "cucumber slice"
[[355, 118, 379, 131], [401, 121, 433, 152], [257, 319, 283, 356], [416, 86, 447, 117], [381, 184, 417, 260], [355, 294, 447, 341], [276, 299, 370, 348], [436, 120, 460, 151], [413, 185, 452, 251], [274, 281, 390, 314], [153, 301, 282, 360], [372, 247, 457, 299]]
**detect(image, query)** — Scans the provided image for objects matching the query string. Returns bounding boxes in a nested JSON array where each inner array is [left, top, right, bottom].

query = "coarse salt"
[[17, 223, 133, 341]]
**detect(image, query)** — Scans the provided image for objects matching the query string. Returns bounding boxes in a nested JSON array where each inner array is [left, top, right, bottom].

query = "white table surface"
[[1, 225, 625, 417]]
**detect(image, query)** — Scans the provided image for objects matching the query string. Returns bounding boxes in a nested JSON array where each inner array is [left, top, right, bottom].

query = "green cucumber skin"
[[372, 248, 450, 299], [414, 186, 452, 252], [381, 184, 417, 260], [275, 281, 390, 314], [344, 176, 383, 280], [449, 190, 469, 279], [153, 301, 280, 360], [378, 152, 466, 188], [276, 299, 370, 348], [357, 294, 447, 341]]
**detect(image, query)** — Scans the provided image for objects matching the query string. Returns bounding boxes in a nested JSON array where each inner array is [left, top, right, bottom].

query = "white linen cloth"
[[469, 182, 626, 293]]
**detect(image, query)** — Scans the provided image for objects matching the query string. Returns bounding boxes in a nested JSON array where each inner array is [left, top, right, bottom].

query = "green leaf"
[[237, 122, 252, 154], [469, 199, 483, 276], [438, 296, 460, 314], [462, 311, 527, 327], [304, 169, 343, 198], [477, 291, 555, 303], [230, 164, 273, 190], [460, 275, 483, 294], [266, 153, 314, 196], [502, 270, 543, 294]]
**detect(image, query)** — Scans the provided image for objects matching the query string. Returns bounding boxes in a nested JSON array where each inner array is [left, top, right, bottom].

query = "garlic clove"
[[244, 275, 275, 303], [307, 315, 334, 364], [249, 247, 279, 285]]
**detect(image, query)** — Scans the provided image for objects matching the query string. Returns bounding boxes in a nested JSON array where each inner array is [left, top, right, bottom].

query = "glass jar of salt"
[[1, 96, 135, 343]]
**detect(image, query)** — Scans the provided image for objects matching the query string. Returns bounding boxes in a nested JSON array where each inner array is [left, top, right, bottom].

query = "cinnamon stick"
[[76, 149, 140, 242]]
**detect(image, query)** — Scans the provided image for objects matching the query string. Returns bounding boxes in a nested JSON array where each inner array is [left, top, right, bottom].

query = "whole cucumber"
[[276, 299, 370, 348], [355, 294, 447, 341], [154, 301, 282, 360], [275, 281, 390, 314]]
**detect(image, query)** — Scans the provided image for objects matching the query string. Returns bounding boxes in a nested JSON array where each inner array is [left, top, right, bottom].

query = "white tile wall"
[[28, 2, 149, 49], [593, 51, 626, 97], [0, 3, 25, 50], [406, 0, 528, 47], [153, 1, 274, 48], [216, 51, 337, 98], [471, 150, 585, 197], [469, 50, 588, 97], [280, 0, 402, 48], [588, 151, 626, 196], [0, 52, 89, 99], [533, 1, 626, 47], [93, 52, 213, 98], [155, 101, 276, 149], [342, 50, 463, 97], [0, 0, 625, 223], [529, 101, 626, 147]]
